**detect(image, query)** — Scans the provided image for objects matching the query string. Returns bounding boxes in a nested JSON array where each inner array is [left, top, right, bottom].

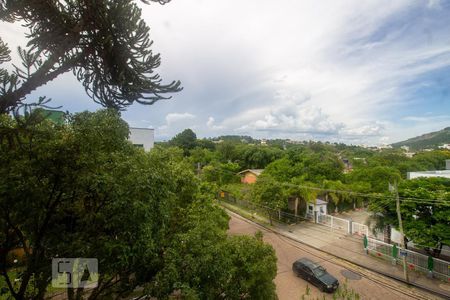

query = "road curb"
[[225, 207, 450, 299]]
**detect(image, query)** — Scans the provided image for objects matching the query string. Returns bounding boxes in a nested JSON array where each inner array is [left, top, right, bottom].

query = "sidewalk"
[[278, 221, 450, 298], [220, 201, 450, 298]]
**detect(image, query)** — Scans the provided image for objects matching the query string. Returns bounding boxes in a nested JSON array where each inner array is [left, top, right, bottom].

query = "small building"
[[128, 127, 154, 151], [306, 199, 328, 217], [237, 169, 264, 184]]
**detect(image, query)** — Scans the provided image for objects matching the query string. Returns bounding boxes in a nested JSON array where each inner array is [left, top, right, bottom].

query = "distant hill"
[[392, 127, 450, 150]]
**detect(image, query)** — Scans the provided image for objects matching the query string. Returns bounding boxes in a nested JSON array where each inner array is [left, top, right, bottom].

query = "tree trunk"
[[267, 208, 272, 225], [294, 197, 298, 217]]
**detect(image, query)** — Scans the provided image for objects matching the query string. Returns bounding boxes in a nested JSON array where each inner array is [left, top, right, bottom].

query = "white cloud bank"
[[136, 0, 450, 143], [2, 1, 449, 144]]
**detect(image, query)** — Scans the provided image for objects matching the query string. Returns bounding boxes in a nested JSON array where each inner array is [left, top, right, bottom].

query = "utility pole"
[[394, 181, 410, 283]]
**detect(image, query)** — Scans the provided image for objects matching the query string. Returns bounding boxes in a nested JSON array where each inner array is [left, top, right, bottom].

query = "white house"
[[128, 128, 154, 151], [306, 199, 328, 217]]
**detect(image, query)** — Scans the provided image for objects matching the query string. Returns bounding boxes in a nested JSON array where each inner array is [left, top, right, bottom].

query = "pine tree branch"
[[0, 52, 80, 113]]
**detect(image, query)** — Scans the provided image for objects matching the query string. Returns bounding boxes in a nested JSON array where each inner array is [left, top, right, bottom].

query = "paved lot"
[[228, 212, 441, 300]]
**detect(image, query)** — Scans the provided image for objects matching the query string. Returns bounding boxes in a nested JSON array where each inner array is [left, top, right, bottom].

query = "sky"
[[1, 0, 450, 144]]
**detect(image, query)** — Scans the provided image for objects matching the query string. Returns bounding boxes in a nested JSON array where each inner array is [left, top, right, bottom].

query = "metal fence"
[[352, 222, 369, 237], [220, 197, 307, 225], [317, 214, 350, 234], [367, 238, 450, 282]]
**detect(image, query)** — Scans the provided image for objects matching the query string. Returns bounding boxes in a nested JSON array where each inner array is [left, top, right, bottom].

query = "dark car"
[[292, 258, 339, 293]]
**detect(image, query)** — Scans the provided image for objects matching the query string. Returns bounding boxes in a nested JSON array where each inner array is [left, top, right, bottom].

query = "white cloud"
[[206, 117, 214, 127], [165, 112, 196, 125], [136, 0, 450, 143], [206, 116, 224, 130], [2, 1, 449, 144], [234, 101, 344, 135]]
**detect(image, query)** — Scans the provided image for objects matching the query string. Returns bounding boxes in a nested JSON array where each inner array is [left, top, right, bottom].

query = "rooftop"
[[237, 169, 264, 176]]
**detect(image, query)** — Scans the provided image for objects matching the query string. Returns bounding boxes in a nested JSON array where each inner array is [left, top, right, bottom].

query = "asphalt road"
[[227, 211, 440, 300]]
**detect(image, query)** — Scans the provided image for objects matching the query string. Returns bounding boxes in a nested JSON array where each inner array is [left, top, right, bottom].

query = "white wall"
[[129, 128, 154, 151], [307, 203, 327, 215], [407, 170, 450, 180]]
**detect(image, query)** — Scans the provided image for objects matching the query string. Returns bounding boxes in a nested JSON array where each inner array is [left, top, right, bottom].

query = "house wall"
[[241, 173, 258, 184], [129, 128, 154, 151], [306, 203, 327, 215]]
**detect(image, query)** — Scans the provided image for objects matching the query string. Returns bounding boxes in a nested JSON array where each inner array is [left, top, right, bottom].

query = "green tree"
[[410, 150, 450, 171], [322, 180, 349, 213], [216, 141, 237, 162], [147, 200, 277, 299], [399, 178, 450, 255], [188, 147, 217, 168], [302, 152, 344, 183], [368, 178, 450, 257], [0, 110, 198, 299], [252, 175, 287, 224], [169, 128, 198, 155], [347, 166, 401, 193], [0, 0, 181, 112], [264, 157, 296, 182], [234, 144, 283, 169], [201, 161, 240, 185]]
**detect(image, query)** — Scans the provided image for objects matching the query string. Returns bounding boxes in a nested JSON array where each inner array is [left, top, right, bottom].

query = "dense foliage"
[[0, 111, 278, 299], [165, 129, 450, 254], [368, 178, 450, 254]]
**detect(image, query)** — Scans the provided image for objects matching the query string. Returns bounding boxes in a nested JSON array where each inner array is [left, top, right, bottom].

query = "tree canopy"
[[0, 110, 278, 299], [169, 128, 197, 154]]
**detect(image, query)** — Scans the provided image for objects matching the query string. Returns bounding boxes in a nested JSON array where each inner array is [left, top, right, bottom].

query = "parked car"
[[292, 258, 339, 293]]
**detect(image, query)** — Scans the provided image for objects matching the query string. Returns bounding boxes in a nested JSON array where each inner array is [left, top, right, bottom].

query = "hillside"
[[392, 127, 450, 150]]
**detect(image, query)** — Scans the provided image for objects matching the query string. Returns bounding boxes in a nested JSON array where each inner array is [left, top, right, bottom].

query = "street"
[[227, 211, 441, 300]]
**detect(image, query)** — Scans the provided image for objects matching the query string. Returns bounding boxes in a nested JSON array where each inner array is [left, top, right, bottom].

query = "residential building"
[[128, 128, 154, 151], [237, 169, 264, 184]]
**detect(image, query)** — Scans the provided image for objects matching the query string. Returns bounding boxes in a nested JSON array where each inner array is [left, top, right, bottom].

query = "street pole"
[[394, 182, 410, 283]]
